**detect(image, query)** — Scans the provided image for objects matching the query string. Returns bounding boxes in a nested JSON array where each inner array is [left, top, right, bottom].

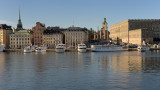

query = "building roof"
[[67, 27, 88, 31], [43, 29, 62, 35], [129, 19, 160, 21], [0, 24, 12, 30], [10, 30, 30, 35]]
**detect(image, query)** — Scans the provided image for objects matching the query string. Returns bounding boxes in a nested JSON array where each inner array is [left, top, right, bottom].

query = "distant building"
[[43, 29, 63, 49], [110, 19, 160, 45], [64, 27, 89, 47], [94, 18, 109, 41], [32, 22, 46, 46], [0, 24, 12, 49], [9, 30, 31, 49]]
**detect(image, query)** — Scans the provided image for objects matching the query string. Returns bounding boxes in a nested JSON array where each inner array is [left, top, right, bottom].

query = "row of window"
[[10, 36, 30, 37], [10, 45, 30, 48], [44, 38, 61, 40], [10, 38, 30, 40], [44, 41, 61, 44], [10, 42, 30, 44]]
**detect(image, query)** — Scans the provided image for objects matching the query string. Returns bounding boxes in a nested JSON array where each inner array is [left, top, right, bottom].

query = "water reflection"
[[0, 51, 159, 89]]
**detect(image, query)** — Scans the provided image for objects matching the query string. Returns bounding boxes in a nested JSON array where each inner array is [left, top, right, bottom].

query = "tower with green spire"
[[102, 17, 107, 30], [17, 8, 23, 30]]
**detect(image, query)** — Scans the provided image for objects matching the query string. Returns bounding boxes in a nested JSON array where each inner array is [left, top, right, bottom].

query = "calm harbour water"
[[0, 51, 160, 90]]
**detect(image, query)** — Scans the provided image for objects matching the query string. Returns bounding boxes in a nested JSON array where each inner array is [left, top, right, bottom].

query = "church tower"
[[102, 17, 109, 40], [102, 17, 107, 30], [17, 8, 23, 30]]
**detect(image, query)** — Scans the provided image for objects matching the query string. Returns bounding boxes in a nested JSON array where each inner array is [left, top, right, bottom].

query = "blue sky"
[[0, 0, 160, 30]]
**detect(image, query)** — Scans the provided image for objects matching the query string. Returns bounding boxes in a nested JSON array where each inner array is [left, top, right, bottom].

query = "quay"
[[4, 49, 84, 52], [3, 48, 160, 52]]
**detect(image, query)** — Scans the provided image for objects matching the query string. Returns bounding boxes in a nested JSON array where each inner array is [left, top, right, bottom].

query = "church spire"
[[19, 8, 21, 20], [17, 8, 23, 30]]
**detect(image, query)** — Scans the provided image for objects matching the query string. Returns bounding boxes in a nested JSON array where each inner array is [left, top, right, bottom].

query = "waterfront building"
[[64, 27, 89, 47], [0, 24, 12, 49], [9, 30, 31, 49], [94, 18, 109, 41], [43, 29, 63, 49], [28, 30, 34, 45], [32, 22, 46, 46], [110, 19, 160, 45]]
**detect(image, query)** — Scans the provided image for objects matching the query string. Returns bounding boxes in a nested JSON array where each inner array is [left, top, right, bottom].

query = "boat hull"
[[35, 50, 42, 53], [78, 48, 86, 53], [24, 49, 31, 53], [137, 47, 150, 52], [91, 45, 128, 52]]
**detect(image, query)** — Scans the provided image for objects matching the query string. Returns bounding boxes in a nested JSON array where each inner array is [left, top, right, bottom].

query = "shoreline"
[[3, 48, 160, 52]]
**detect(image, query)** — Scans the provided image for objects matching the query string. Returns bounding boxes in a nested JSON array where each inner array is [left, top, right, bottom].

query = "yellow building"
[[110, 19, 160, 45], [129, 29, 153, 45], [9, 30, 31, 49], [43, 30, 63, 49], [0, 24, 12, 49], [64, 27, 88, 47]]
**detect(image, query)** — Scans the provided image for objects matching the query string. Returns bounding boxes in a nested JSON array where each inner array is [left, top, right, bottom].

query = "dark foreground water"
[[0, 51, 160, 90]]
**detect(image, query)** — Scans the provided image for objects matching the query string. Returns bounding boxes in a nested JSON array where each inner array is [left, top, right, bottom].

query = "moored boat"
[[78, 44, 87, 53], [35, 47, 42, 53], [56, 44, 65, 53], [41, 45, 47, 52], [137, 45, 150, 52], [91, 45, 128, 52], [24, 46, 31, 53]]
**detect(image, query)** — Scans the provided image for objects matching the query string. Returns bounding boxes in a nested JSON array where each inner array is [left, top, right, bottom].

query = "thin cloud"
[[0, 20, 16, 28]]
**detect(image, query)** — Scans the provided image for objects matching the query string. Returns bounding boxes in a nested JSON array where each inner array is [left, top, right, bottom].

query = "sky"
[[0, 0, 160, 31]]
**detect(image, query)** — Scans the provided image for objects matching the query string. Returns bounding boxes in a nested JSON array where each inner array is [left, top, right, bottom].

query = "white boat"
[[41, 46, 47, 52], [137, 45, 150, 52], [31, 46, 36, 52], [35, 47, 42, 53], [91, 45, 128, 52], [0, 44, 5, 52], [24, 46, 31, 53], [56, 44, 65, 53], [78, 44, 87, 53]]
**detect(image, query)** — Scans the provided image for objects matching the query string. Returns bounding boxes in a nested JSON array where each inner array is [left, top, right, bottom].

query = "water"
[[0, 51, 160, 90]]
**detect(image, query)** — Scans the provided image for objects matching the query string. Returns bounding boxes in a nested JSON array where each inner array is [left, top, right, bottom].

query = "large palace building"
[[110, 19, 160, 45]]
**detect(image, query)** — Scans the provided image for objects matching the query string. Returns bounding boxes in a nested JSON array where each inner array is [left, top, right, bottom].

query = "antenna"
[[72, 17, 74, 27]]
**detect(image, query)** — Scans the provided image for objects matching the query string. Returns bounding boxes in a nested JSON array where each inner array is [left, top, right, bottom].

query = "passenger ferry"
[[0, 44, 5, 52], [91, 45, 128, 52], [78, 44, 87, 53], [56, 44, 66, 53], [24, 46, 31, 53], [137, 45, 150, 52]]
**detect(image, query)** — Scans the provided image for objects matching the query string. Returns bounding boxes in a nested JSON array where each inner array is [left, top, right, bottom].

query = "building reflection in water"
[[109, 54, 160, 73], [0, 51, 159, 89]]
